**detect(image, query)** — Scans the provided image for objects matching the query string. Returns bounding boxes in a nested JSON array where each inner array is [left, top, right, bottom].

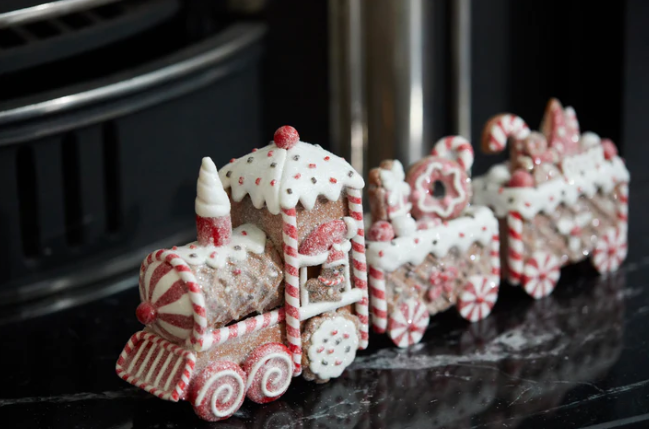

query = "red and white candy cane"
[[281, 207, 302, 375], [617, 183, 629, 230], [208, 309, 286, 349], [347, 187, 369, 349], [369, 266, 387, 333], [490, 234, 501, 277], [431, 135, 474, 172], [506, 212, 525, 285], [481, 114, 531, 154]]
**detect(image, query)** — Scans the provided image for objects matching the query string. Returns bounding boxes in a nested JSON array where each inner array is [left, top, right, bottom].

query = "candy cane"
[[490, 234, 501, 277], [507, 212, 524, 285], [369, 266, 387, 333], [281, 208, 302, 376], [481, 114, 531, 154], [431, 135, 474, 172], [347, 188, 369, 349]]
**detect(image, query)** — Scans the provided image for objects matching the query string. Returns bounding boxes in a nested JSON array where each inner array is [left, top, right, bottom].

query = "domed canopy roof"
[[219, 139, 364, 215]]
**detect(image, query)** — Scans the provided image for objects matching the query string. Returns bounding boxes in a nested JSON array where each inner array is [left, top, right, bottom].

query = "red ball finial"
[[136, 302, 157, 325], [368, 221, 395, 242], [508, 169, 535, 188], [274, 126, 299, 150]]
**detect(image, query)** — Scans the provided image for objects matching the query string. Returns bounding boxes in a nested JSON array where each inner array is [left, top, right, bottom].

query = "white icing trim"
[[194, 369, 245, 418], [299, 289, 363, 321], [472, 146, 630, 219], [343, 216, 358, 239], [195, 157, 230, 218], [245, 352, 292, 397], [219, 141, 365, 215], [366, 205, 499, 272], [173, 224, 266, 269]]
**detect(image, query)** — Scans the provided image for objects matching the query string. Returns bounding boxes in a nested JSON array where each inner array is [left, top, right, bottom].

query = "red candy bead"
[[274, 126, 300, 150], [601, 139, 618, 160], [136, 302, 157, 325], [508, 169, 535, 188], [369, 221, 395, 242]]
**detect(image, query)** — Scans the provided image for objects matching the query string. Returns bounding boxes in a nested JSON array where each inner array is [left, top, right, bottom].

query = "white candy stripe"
[[507, 212, 524, 286], [347, 188, 369, 349], [281, 208, 302, 376], [115, 331, 196, 402], [431, 135, 475, 171]]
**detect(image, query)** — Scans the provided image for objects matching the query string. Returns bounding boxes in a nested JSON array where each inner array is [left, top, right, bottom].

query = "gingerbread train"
[[365, 136, 501, 348], [472, 99, 630, 299], [115, 127, 369, 421]]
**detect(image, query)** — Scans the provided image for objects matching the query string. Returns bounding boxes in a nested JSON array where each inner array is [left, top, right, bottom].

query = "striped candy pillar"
[[506, 212, 524, 286], [347, 188, 369, 349], [490, 234, 501, 277], [281, 207, 302, 375], [369, 266, 387, 333], [617, 183, 629, 232]]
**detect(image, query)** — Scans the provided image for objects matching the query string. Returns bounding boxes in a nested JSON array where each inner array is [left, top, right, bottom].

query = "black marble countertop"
[[2, 185, 648, 429]]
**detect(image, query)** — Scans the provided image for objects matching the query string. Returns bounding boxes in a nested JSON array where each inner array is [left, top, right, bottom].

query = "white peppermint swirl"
[[195, 157, 231, 218]]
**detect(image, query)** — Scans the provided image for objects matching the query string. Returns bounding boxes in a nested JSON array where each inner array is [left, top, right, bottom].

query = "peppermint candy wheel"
[[521, 251, 561, 299], [457, 276, 499, 322], [388, 298, 430, 348], [407, 156, 471, 220], [243, 343, 293, 404], [190, 361, 247, 421], [592, 226, 628, 274]]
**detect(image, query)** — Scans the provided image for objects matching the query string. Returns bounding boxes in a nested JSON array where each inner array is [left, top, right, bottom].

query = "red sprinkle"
[[172, 246, 178, 250], [255, 178, 261, 185], [524, 202, 531, 207], [268, 150, 274, 157], [189, 244, 196, 249], [229, 158, 235, 163], [330, 177, 337, 184], [414, 238, 419, 244], [239, 177, 244, 185], [270, 180, 277, 186], [324, 156, 330, 161], [242, 231, 247, 236], [379, 251, 384, 257], [482, 226, 487, 231], [309, 163, 316, 169], [498, 187, 504, 194], [550, 196, 554, 201], [294, 173, 301, 179], [252, 148, 258, 152], [233, 269, 242, 276], [210, 252, 217, 258], [459, 232, 465, 238]]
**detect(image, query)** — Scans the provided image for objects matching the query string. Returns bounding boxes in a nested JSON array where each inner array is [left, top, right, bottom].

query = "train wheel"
[[305, 314, 360, 381], [592, 226, 627, 274], [457, 275, 499, 322], [243, 343, 293, 404], [387, 298, 429, 348], [189, 361, 247, 422], [521, 251, 560, 299]]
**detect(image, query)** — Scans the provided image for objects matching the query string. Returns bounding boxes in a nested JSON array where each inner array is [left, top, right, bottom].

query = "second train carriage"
[[115, 126, 369, 421]]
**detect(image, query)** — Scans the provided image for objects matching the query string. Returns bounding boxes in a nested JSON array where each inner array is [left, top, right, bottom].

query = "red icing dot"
[[602, 139, 618, 160], [498, 187, 504, 194], [524, 202, 531, 207], [330, 177, 337, 184], [242, 231, 248, 236], [482, 226, 487, 231], [414, 238, 420, 244], [331, 330, 338, 336], [268, 151, 274, 157], [294, 173, 301, 179], [274, 126, 299, 149], [459, 232, 465, 238], [172, 246, 178, 250], [309, 163, 316, 169], [324, 156, 330, 161], [270, 180, 277, 186], [255, 178, 261, 185], [189, 244, 196, 249], [230, 158, 235, 163], [239, 177, 244, 185], [210, 252, 217, 258], [550, 196, 554, 201], [379, 251, 384, 257], [252, 148, 258, 152], [233, 269, 242, 276], [343, 333, 350, 339]]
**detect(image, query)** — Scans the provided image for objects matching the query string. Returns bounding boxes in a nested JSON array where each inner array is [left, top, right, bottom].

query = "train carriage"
[[115, 126, 369, 421], [365, 136, 501, 348], [472, 99, 630, 299]]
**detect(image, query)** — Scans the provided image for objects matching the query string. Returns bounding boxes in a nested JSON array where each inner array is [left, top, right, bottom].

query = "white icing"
[[343, 216, 358, 239], [580, 131, 600, 149], [173, 224, 266, 268], [472, 146, 630, 219], [391, 215, 417, 237], [219, 141, 364, 215], [380, 160, 412, 218], [195, 157, 231, 218], [307, 317, 359, 379], [366, 205, 499, 272]]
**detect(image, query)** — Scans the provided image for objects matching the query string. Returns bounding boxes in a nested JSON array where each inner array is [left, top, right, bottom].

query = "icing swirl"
[[195, 157, 231, 218]]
